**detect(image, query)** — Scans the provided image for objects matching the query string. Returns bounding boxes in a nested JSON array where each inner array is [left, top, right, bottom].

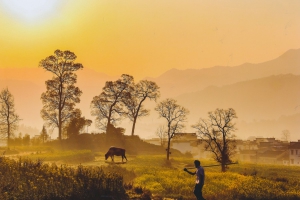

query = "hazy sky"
[[0, 0, 299, 79]]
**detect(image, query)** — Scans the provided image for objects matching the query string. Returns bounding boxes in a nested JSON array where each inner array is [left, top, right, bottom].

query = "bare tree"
[[155, 98, 189, 160], [91, 74, 133, 133], [192, 108, 237, 172], [281, 129, 290, 141], [39, 50, 83, 140], [156, 124, 167, 146], [124, 80, 160, 136], [0, 88, 21, 146]]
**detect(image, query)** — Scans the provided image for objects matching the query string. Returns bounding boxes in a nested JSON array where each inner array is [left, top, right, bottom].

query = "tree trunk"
[[166, 139, 171, 160], [221, 163, 226, 172], [131, 117, 137, 136], [58, 124, 62, 140], [7, 123, 10, 147], [58, 108, 62, 140], [221, 153, 227, 172], [106, 120, 111, 133], [106, 107, 113, 133]]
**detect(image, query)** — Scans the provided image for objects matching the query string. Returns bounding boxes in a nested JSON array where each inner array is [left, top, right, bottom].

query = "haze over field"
[[0, 1, 299, 140]]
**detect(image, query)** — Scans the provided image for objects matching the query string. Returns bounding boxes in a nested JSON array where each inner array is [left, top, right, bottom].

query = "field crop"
[[1, 148, 300, 200], [117, 155, 300, 200], [0, 156, 127, 200]]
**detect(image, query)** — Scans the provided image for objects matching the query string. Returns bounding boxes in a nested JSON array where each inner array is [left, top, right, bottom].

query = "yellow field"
[[1, 147, 300, 200]]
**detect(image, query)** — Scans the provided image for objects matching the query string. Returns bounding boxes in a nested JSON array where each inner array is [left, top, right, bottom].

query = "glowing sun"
[[1, 0, 61, 22]]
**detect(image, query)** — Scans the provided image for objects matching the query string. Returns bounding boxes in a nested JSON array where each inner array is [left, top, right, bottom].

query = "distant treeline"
[[7, 131, 184, 157]]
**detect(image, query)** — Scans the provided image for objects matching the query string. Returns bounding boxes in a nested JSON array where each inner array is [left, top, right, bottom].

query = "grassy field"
[[75, 152, 300, 200], [1, 147, 300, 200]]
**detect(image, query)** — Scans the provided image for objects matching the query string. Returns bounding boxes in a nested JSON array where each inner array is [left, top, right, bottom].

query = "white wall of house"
[[290, 148, 300, 166]]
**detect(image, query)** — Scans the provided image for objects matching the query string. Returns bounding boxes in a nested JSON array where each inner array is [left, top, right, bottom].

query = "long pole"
[[184, 162, 238, 169]]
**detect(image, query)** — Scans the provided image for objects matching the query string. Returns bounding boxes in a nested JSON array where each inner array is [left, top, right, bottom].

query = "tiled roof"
[[289, 142, 300, 149]]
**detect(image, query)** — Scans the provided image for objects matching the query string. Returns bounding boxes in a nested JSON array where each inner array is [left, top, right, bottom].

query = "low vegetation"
[[120, 155, 300, 200], [1, 135, 299, 200], [0, 156, 127, 200]]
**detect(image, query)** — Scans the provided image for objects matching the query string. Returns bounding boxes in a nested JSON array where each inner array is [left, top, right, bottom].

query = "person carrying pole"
[[184, 160, 206, 200]]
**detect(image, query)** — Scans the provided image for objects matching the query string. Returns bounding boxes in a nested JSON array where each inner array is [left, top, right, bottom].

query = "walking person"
[[184, 160, 206, 200]]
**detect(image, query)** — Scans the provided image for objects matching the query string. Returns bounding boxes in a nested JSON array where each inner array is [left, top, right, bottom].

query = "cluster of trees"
[[90, 74, 160, 136], [3, 126, 50, 147], [1, 49, 240, 171], [39, 50, 161, 140]]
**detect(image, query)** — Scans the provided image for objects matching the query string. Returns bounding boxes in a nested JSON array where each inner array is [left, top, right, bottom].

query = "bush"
[[0, 157, 128, 200]]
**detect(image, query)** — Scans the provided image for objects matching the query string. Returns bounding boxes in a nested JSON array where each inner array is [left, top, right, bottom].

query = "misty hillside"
[[237, 113, 300, 140], [149, 48, 300, 98], [176, 74, 300, 122], [0, 79, 44, 130]]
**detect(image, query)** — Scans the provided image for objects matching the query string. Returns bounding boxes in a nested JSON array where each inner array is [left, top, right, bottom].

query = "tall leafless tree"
[[91, 74, 134, 133], [156, 124, 167, 146], [39, 50, 83, 140], [281, 129, 290, 141], [155, 98, 189, 160], [0, 88, 21, 146], [192, 108, 237, 172], [124, 80, 160, 136]]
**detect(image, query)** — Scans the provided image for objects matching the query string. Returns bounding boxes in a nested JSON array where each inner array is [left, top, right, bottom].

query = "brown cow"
[[105, 147, 127, 162]]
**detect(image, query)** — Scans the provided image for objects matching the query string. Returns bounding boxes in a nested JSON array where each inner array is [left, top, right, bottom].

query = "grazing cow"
[[105, 147, 127, 162]]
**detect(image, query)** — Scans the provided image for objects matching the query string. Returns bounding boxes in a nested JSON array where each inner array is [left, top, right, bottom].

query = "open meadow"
[[1, 146, 300, 200]]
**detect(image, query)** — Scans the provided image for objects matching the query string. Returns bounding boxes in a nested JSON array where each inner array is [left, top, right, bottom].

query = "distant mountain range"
[[0, 49, 299, 140], [148, 48, 300, 98], [176, 74, 300, 122]]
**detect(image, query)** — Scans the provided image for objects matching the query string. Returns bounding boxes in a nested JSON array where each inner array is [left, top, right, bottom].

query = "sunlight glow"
[[1, 0, 60, 22]]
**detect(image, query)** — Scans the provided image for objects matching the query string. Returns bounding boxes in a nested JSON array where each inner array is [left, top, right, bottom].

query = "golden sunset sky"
[[0, 0, 299, 79]]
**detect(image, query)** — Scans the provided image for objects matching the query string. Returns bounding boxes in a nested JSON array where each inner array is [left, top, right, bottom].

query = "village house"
[[256, 150, 289, 165], [237, 137, 291, 164], [289, 140, 300, 166], [237, 149, 258, 162], [171, 133, 206, 158], [145, 135, 299, 165], [145, 138, 161, 146], [145, 133, 211, 158]]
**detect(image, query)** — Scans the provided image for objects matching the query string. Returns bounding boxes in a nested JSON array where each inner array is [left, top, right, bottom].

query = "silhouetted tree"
[[0, 88, 21, 146], [39, 50, 83, 140], [192, 108, 237, 172], [106, 123, 125, 138], [40, 126, 49, 144], [155, 98, 189, 160], [124, 80, 160, 136], [63, 109, 88, 138], [91, 74, 133, 132]]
